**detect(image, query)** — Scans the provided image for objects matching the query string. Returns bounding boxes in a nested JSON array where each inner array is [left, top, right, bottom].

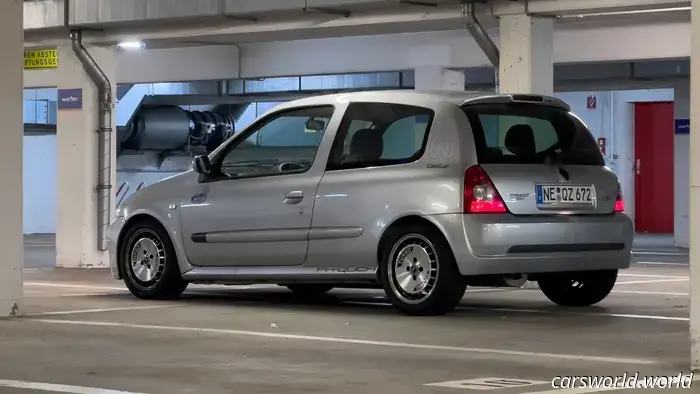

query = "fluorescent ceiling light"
[[562, 6, 690, 18], [117, 41, 145, 49]]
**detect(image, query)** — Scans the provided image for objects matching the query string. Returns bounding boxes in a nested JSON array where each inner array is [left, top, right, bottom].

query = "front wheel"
[[538, 270, 618, 307], [380, 224, 466, 316], [120, 220, 188, 300]]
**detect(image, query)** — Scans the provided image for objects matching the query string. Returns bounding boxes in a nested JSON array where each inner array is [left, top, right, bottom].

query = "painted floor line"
[[466, 288, 513, 293], [618, 273, 688, 279], [25, 318, 657, 365], [632, 251, 688, 256], [26, 305, 174, 317], [612, 290, 689, 296], [342, 301, 689, 322], [456, 305, 689, 322], [25, 282, 127, 291], [634, 261, 688, 266], [615, 278, 689, 285], [0, 379, 148, 394]]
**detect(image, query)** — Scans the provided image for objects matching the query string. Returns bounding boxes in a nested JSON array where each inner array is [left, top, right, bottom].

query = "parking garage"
[[2, 0, 700, 393]]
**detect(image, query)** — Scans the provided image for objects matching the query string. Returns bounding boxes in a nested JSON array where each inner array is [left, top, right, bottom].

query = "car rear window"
[[461, 103, 604, 166]]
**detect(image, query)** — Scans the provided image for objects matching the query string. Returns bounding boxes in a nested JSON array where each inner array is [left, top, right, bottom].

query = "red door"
[[633, 102, 674, 233]]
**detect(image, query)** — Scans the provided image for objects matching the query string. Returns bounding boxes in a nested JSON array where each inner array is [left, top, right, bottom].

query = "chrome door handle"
[[284, 190, 303, 204]]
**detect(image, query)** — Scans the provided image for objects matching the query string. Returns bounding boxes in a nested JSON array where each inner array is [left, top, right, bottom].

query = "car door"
[[179, 105, 339, 267], [306, 102, 438, 269]]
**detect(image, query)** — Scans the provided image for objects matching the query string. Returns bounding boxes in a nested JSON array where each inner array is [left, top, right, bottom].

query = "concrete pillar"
[[689, 0, 700, 372], [414, 66, 465, 91], [498, 14, 554, 94], [56, 46, 117, 269], [0, 0, 24, 317]]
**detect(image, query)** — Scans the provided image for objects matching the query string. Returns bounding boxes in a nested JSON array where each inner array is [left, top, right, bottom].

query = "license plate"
[[536, 184, 594, 205]]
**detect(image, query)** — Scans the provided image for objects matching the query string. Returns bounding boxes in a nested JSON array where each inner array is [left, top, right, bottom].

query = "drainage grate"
[[424, 377, 548, 390]]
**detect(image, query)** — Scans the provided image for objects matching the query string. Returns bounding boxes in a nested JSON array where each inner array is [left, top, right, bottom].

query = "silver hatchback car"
[[109, 90, 633, 316]]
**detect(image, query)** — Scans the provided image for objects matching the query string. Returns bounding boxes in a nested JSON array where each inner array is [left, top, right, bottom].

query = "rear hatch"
[[461, 98, 619, 215]]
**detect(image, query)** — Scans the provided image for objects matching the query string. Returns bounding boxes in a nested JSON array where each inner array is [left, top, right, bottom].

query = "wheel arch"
[[116, 213, 173, 279], [375, 214, 453, 278]]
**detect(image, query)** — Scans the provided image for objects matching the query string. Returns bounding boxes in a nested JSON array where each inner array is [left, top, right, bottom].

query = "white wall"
[[555, 88, 677, 233], [23, 134, 56, 234]]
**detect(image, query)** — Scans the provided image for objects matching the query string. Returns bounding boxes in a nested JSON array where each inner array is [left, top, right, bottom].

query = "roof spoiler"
[[460, 94, 571, 112]]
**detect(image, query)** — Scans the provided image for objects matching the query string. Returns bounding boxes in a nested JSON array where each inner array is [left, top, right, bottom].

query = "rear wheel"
[[286, 284, 334, 296], [538, 270, 618, 307], [121, 220, 188, 300], [380, 224, 466, 316]]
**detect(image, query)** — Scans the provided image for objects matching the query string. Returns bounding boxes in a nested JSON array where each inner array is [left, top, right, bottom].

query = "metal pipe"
[[70, 30, 113, 251], [463, 1, 500, 86], [219, 80, 229, 96]]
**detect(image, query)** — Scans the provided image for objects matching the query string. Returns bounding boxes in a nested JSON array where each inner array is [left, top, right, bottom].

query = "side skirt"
[[182, 266, 378, 285]]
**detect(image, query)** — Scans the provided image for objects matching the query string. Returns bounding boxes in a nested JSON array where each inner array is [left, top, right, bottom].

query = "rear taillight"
[[614, 183, 625, 213], [464, 165, 507, 214]]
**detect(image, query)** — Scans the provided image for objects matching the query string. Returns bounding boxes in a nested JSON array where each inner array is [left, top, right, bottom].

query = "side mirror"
[[192, 155, 211, 175], [305, 118, 326, 132]]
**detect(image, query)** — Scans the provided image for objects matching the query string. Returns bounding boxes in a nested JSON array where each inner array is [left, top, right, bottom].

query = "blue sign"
[[57, 88, 83, 110], [675, 118, 690, 134]]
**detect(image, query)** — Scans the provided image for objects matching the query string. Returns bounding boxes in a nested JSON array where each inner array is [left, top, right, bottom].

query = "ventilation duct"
[[463, 1, 500, 88], [122, 105, 235, 153]]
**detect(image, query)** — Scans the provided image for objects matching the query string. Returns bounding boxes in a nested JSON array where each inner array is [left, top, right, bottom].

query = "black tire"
[[120, 219, 188, 300], [380, 224, 466, 316], [286, 284, 334, 296], [538, 269, 618, 307]]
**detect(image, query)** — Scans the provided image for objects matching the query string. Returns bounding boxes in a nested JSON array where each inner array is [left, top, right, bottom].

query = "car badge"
[[191, 193, 207, 204]]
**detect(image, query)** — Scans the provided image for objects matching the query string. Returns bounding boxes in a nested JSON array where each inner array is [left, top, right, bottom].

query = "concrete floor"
[[3, 235, 695, 393]]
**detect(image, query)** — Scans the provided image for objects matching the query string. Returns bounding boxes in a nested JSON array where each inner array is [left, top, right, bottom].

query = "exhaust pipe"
[[463, 1, 500, 88], [70, 31, 113, 251]]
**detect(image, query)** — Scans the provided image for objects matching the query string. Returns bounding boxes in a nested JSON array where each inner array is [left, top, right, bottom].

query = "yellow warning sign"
[[24, 49, 58, 70]]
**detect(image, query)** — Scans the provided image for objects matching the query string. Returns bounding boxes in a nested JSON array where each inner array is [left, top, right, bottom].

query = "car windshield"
[[461, 103, 604, 166]]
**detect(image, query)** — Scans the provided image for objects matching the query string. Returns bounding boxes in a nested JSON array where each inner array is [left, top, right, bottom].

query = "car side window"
[[327, 103, 434, 170], [217, 106, 334, 179]]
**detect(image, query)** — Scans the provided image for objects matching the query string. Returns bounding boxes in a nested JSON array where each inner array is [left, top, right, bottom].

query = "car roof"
[[271, 90, 570, 112]]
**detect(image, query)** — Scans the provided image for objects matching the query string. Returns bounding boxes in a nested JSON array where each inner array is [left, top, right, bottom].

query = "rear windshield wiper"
[[537, 143, 563, 165]]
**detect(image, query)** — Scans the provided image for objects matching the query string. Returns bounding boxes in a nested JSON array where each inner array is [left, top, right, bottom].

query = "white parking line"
[[456, 306, 688, 322], [633, 251, 688, 256], [615, 278, 689, 285], [634, 261, 688, 266], [343, 301, 689, 322], [25, 282, 127, 291], [24, 318, 657, 365], [618, 273, 688, 278], [27, 305, 175, 316], [0, 379, 148, 394], [612, 290, 689, 296]]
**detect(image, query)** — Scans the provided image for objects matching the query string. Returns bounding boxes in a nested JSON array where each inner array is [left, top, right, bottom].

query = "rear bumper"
[[426, 213, 633, 276]]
